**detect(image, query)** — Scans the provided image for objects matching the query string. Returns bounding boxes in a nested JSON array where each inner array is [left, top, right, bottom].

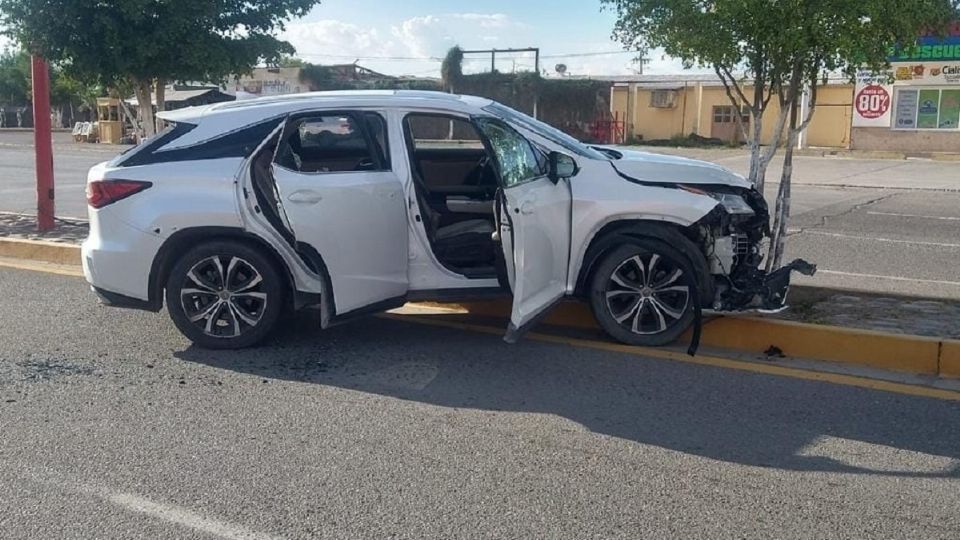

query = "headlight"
[[679, 185, 756, 216], [712, 193, 755, 215]]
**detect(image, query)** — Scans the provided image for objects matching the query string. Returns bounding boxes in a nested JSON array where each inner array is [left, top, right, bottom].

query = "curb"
[[2, 236, 957, 379], [429, 299, 960, 379], [0, 237, 82, 266]]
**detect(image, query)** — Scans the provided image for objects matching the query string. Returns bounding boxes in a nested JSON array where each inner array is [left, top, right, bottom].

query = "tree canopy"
[[1, 0, 321, 134], [603, 0, 957, 269], [0, 0, 321, 85]]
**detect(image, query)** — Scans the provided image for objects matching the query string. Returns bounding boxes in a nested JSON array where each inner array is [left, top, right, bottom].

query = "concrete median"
[[419, 298, 960, 379], [0, 237, 81, 265]]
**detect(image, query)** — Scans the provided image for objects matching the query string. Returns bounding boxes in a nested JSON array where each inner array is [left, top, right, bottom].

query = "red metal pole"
[[31, 56, 55, 232]]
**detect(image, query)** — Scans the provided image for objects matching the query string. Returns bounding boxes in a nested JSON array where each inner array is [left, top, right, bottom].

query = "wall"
[[613, 82, 853, 148], [851, 127, 960, 152]]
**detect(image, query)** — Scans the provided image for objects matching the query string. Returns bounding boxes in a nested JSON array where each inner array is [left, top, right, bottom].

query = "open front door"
[[478, 119, 572, 342]]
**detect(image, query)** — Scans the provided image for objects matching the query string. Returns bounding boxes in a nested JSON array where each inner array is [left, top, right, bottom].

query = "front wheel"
[[589, 240, 699, 347], [165, 240, 286, 350]]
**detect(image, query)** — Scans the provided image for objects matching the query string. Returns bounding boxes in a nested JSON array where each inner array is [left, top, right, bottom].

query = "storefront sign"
[[893, 62, 960, 85], [894, 89, 919, 129], [853, 70, 893, 127], [855, 85, 891, 119], [889, 37, 960, 62]]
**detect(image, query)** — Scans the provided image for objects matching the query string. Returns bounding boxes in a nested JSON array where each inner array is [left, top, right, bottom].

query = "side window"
[[406, 114, 485, 150], [475, 119, 544, 187], [276, 113, 384, 174], [118, 117, 283, 167]]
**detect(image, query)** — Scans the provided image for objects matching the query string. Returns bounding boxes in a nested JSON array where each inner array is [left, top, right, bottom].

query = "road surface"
[[1, 267, 959, 539]]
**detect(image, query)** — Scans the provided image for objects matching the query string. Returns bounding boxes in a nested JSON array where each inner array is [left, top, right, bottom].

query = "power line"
[[292, 49, 638, 63]]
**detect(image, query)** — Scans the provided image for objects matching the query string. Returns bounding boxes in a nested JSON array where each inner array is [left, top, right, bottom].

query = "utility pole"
[[31, 56, 55, 232]]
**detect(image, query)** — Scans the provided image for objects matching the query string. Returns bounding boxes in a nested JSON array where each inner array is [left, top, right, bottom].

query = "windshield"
[[484, 102, 608, 161]]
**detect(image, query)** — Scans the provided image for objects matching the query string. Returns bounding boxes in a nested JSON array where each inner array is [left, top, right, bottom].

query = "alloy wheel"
[[604, 253, 691, 335], [180, 256, 268, 339]]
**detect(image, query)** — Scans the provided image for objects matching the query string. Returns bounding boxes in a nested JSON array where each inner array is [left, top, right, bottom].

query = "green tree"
[[441, 46, 465, 92], [602, 0, 957, 269], [0, 49, 30, 106], [1, 0, 321, 137]]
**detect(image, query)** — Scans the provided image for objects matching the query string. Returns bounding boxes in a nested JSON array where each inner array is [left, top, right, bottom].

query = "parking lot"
[[1, 266, 959, 539]]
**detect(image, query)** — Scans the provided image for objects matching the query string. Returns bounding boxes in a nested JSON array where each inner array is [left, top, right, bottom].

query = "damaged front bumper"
[[713, 258, 818, 312]]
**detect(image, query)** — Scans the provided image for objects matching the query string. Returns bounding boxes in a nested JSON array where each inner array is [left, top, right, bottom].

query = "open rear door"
[[477, 119, 572, 342]]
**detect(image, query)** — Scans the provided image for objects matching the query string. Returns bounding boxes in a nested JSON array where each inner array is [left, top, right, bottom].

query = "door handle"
[[519, 201, 535, 215], [287, 190, 323, 205]]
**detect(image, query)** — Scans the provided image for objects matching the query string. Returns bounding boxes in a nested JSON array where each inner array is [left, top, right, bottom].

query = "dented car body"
[[82, 90, 813, 350]]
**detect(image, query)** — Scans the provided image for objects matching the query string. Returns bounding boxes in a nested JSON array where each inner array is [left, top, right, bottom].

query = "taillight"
[[86, 180, 152, 209]]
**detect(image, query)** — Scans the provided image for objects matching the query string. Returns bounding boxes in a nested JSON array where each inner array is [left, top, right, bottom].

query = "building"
[[852, 23, 960, 152], [231, 67, 305, 99], [609, 74, 854, 148], [125, 86, 235, 111]]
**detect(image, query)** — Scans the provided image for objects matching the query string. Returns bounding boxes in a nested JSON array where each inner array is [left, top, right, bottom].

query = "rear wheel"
[[589, 240, 699, 347], [165, 240, 286, 349]]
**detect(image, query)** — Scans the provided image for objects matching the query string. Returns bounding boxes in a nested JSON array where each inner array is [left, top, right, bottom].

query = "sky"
[[279, 0, 694, 78]]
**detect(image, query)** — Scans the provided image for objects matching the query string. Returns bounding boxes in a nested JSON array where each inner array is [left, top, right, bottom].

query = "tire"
[[589, 239, 700, 347], [165, 240, 286, 349]]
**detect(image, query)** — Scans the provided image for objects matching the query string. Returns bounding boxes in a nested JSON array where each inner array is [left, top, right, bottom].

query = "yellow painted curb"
[[941, 340, 960, 379], [0, 237, 81, 266], [420, 299, 949, 377]]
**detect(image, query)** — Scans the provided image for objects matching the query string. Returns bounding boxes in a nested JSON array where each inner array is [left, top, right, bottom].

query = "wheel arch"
[[573, 219, 714, 304], [148, 226, 323, 312]]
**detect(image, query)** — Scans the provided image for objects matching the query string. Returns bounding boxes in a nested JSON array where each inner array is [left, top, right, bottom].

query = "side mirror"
[[549, 152, 579, 183]]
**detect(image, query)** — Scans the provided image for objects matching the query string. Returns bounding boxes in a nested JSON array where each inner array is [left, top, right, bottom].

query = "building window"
[[894, 88, 960, 130], [712, 106, 749, 124]]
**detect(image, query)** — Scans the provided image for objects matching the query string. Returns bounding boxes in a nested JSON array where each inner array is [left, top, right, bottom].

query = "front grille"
[[734, 234, 751, 257]]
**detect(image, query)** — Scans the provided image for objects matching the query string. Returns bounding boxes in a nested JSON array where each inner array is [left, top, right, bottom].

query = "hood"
[[595, 146, 753, 190]]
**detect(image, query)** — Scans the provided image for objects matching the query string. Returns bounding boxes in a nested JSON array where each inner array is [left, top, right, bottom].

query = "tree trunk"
[[766, 102, 800, 272], [133, 78, 156, 140], [154, 79, 166, 133]]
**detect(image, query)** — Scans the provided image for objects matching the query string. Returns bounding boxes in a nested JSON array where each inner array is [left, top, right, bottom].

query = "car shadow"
[[175, 310, 960, 479]]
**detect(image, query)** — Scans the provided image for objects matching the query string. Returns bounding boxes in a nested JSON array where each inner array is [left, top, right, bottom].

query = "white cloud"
[[282, 20, 400, 62], [280, 14, 706, 79]]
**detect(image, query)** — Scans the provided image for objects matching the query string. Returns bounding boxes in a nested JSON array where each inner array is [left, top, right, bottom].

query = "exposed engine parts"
[[690, 185, 817, 313]]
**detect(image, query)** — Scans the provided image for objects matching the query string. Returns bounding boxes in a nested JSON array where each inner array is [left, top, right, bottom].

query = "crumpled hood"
[[598, 146, 753, 189]]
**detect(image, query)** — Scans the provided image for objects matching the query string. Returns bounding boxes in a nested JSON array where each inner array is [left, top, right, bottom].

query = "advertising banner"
[[853, 70, 893, 127]]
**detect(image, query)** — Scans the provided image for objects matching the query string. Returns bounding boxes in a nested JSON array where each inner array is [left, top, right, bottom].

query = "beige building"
[[610, 75, 854, 148]]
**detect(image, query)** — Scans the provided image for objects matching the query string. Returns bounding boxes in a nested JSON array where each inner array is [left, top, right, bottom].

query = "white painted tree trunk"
[[154, 79, 166, 133], [133, 78, 156, 140]]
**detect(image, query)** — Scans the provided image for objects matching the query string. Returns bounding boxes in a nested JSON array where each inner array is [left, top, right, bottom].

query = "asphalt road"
[[1, 131, 959, 298], [1, 267, 959, 539]]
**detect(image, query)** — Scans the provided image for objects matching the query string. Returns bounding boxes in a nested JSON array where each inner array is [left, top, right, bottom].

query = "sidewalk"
[[627, 145, 960, 191]]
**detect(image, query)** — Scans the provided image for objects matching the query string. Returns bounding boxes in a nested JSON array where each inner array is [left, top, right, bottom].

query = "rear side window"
[[118, 117, 283, 167], [275, 112, 388, 174]]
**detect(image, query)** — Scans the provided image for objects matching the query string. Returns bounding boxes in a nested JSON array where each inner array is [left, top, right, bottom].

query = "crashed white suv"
[[82, 90, 813, 350]]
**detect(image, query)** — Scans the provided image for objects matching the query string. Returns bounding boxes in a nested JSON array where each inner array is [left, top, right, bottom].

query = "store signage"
[[892, 61, 960, 85], [855, 85, 891, 119], [894, 89, 919, 129], [889, 37, 960, 62], [853, 70, 893, 127]]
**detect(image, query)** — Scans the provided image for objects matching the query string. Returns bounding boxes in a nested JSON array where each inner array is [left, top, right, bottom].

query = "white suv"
[[82, 91, 813, 350]]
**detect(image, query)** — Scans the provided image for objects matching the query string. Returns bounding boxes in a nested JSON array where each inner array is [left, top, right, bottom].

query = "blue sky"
[[281, 0, 689, 77]]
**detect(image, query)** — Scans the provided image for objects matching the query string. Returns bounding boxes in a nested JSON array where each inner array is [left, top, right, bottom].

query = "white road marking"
[[105, 491, 282, 540], [20, 465, 282, 540], [816, 269, 960, 287], [800, 230, 960, 248], [867, 211, 960, 221]]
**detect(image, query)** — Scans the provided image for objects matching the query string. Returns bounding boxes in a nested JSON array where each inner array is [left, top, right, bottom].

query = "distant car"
[[82, 90, 811, 350]]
